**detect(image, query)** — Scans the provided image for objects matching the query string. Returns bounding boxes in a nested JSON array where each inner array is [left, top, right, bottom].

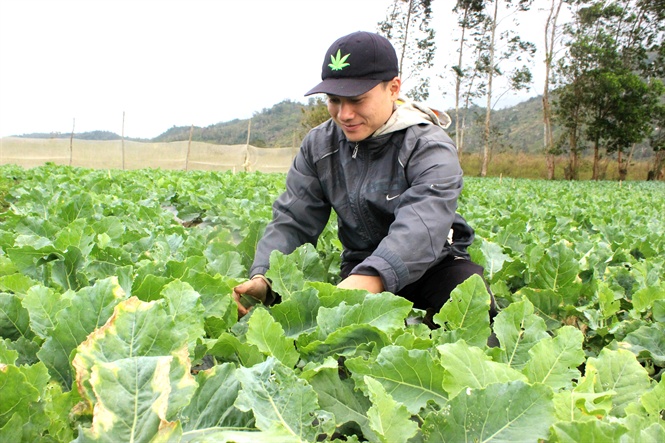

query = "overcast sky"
[[0, 0, 551, 139]]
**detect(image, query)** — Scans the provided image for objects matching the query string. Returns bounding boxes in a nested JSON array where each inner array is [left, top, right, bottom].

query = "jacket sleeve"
[[352, 129, 466, 293], [249, 142, 332, 277]]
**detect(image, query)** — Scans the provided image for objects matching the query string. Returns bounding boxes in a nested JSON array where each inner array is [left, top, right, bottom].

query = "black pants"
[[341, 255, 497, 320]]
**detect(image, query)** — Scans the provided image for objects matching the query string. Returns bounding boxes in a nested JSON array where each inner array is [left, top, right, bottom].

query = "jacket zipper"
[[352, 141, 373, 242]]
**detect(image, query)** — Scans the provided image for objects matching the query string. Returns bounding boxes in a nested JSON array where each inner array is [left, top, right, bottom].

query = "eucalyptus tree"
[[477, 0, 536, 177], [451, 0, 488, 155], [379, 0, 436, 101], [542, 0, 567, 179]]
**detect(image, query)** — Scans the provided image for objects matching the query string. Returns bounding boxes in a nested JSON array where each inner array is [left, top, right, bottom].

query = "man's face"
[[326, 78, 401, 142]]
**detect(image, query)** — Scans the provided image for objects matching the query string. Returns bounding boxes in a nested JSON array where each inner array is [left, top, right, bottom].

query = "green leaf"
[[0, 292, 34, 341], [75, 355, 187, 443], [316, 292, 412, 337], [431, 274, 491, 347], [207, 251, 246, 278], [132, 273, 173, 302], [346, 345, 448, 414], [518, 287, 563, 330], [0, 363, 41, 432], [596, 280, 621, 319], [0, 410, 24, 442], [183, 271, 238, 336], [489, 298, 549, 370], [531, 240, 580, 292], [161, 280, 206, 354], [552, 390, 614, 422], [522, 325, 585, 390], [165, 256, 207, 279], [180, 428, 302, 443], [59, 192, 95, 224], [653, 300, 665, 323], [301, 358, 376, 441], [550, 420, 628, 443], [0, 340, 19, 364], [6, 245, 61, 282], [54, 218, 95, 255], [478, 239, 512, 280], [51, 246, 87, 291], [640, 376, 665, 418], [207, 332, 265, 367], [437, 340, 527, 398], [37, 277, 126, 387], [364, 376, 419, 443], [266, 244, 326, 298], [21, 284, 71, 339], [584, 348, 652, 417], [297, 324, 390, 362], [620, 322, 665, 365], [180, 363, 254, 430], [270, 287, 321, 338], [235, 357, 333, 441], [0, 273, 38, 295], [72, 296, 191, 409], [423, 381, 554, 443], [631, 282, 665, 312], [246, 308, 299, 368]]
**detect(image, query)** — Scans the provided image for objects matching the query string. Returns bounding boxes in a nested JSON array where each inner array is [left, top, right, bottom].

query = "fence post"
[[121, 111, 125, 170], [244, 119, 251, 172], [69, 118, 75, 166], [186, 124, 193, 171]]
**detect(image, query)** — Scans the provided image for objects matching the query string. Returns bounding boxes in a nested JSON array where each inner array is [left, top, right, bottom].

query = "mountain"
[[17, 97, 551, 153]]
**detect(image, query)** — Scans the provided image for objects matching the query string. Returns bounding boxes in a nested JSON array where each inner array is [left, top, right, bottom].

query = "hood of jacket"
[[371, 97, 452, 139]]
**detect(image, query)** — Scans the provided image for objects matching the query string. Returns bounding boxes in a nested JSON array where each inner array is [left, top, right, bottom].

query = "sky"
[[0, 0, 552, 139]]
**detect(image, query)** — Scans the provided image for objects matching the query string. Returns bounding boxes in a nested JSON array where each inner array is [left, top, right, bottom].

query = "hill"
[[27, 96, 659, 159], [18, 97, 552, 154], [152, 99, 307, 148]]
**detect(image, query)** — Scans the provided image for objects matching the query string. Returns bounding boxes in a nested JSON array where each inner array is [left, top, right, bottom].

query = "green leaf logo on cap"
[[328, 49, 350, 71]]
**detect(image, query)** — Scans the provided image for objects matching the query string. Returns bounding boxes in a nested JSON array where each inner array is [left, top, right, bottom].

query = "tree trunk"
[[617, 150, 626, 181], [617, 143, 636, 181], [543, 0, 563, 180], [481, 0, 499, 177], [454, 5, 469, 154], [592, 140, 600, 180], [543, 97, 555, 179], [397, 0, 414, 78], [648, 150, 665, 180], [566, 130, 579, 180]]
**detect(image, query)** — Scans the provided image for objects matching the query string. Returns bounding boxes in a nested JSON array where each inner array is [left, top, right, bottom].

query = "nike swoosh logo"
[[386, 193, 401, 201]]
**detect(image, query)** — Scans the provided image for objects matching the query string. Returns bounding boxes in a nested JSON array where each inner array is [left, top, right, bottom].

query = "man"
[[233, 31, 490, 326]]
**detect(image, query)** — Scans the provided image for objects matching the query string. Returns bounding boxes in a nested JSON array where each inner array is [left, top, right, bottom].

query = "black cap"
[[305, 31, 399, 97]]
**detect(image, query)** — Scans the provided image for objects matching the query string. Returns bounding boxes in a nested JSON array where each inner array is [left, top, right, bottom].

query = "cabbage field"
[[0, 163, 664, 442]]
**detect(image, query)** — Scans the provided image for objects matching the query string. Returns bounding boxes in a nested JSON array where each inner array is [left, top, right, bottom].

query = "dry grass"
[[460, 152, 654, 181]]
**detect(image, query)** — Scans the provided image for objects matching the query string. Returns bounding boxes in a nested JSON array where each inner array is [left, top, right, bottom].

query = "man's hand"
[[232, 276, 269, 317], [337, 274, 384, 293]]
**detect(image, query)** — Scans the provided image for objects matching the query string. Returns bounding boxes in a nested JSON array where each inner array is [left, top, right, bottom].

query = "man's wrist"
[[250, 274, 276, 305]]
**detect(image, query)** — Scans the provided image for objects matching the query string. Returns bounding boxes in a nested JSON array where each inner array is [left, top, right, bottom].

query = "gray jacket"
[[249, 100, 475, 294]]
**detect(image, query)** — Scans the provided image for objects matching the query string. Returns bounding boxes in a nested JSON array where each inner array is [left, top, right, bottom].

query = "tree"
[[451, 0, 488, 155], [379, 0, 437, 101], [300, 97, 330, 135], [648, 107, 665, 180], [554, 0, 665, 180], [542, 0, 567, 179], [554, 74, 586, 180], [477, 0, 536, 177]]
